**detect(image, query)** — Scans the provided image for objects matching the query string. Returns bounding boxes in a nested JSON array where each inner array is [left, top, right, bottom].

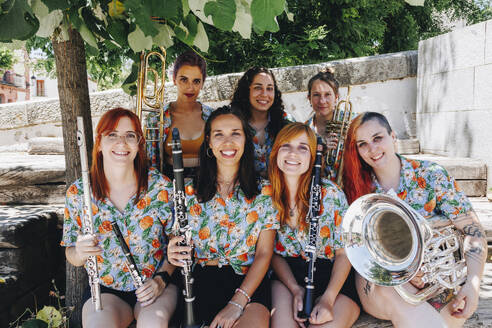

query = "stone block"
[[455, 180, 487, 197], [397, 139, 420, 155], [0, 185, 66, 205], [406, 154, 486, 179], [474, 64, 492, 109], [27, 137, 64, 155], [486, 20, 492, 64], [421, 68, 474, 113], [0, 212, 58, 248], [0, 154, 65, 187], [0, 103, 28, 130]]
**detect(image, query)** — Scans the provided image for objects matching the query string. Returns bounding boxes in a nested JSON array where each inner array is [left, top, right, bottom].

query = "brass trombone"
[[136, 46, 167, 172], [325, 85, 353, 185]]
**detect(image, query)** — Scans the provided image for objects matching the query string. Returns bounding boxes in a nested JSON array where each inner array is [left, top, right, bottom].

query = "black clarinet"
[[111, 221, 145, 288], [170, 128, 201, 328], [298, 136, 324, 319]]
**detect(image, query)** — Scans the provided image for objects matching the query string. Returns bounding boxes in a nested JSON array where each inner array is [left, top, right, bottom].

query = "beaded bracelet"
[[228, 300, 244, 314], [235, 288, 251, 303]]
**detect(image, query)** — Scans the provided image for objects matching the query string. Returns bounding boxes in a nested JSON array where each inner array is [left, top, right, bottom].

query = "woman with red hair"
[[268, 122, 360, 328], [342, 111, 486, 328], [61, 108, 177, 327]]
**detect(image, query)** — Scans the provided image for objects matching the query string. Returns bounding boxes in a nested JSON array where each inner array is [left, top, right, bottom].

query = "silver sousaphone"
[[342, 193, 467, 305]]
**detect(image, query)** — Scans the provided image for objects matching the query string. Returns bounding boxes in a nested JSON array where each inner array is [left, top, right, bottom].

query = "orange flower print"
[[198, 227, 210, 240], [101, 274, 114, 285], [241, 266, 249, 274], [319, 204, 324, 215], [137, 197, 150, 210], [185, 185, 195, 196], [209, 247, 217, 253], [261, 185, 273, 196], [334, 210, 342, 226], [246, 211, 259, 224], [190, 204, 203, 216], [216, 198, 226, 207], [99, 220, 112, 233], [253, 136, 259, 144], [454, 181, 461, 192], [142, 267, 153, 278], [275, 241, 285, 252], [245, 196, 255, 204], [96, 255, 104, 264], [154, 249, 164, 261], [246, 235, 257, 247], [237, 253, 248, 262], [287, 235, 295, 241], [64, 208, 70, 219], [92, 203, 99, 216], [321, 187, 327, 199], [417, 177, 427, 189], [324, 245, 333, 258], [424, 199, 436, 213], [67, 184, 78, 197], [152, 239, 160, 248], [227, 221, 236, 231], [139, 216, 154, 230], [411, 160, 420, 169], [264, 223, 273, 229], [220, 219, 229, 227], [158, 190, 169, 203], [398, 190, 407, 201], [75, 216, 82, 228], [320, 225, 331, 238]]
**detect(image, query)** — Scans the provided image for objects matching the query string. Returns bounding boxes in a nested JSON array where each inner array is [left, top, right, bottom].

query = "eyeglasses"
[[102, 132, 141, 145]]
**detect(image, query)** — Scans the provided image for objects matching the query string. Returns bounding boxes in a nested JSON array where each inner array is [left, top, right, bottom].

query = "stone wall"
[[0, 50, 418, 147], [417, 19, 492, 189]]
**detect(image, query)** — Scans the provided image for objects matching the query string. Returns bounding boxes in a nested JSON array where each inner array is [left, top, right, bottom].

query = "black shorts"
[[271, 256, 361, 307], [172, 265, 270, 325], [82, 284, 137, 309]]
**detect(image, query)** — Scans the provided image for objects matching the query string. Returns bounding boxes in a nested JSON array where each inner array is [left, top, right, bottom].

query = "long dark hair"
[[195, 105, 259, 203], [230, 67, 287, 139]]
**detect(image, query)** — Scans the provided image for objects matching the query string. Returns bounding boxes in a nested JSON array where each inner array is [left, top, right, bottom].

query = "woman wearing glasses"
[[61, 108, 178, 327]]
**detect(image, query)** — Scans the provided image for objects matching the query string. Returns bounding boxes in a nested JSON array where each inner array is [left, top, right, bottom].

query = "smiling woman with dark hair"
[[230, 67, 290, 177], [166, 106, 278, 328]]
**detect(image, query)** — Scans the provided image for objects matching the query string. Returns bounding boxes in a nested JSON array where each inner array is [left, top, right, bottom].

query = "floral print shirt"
[[61, 168, 173, 291], [274, 179, 347, 261], [165, 180, 279, 275], [145, 102, 214, 168], [250, 125, 274, 175], [373, 155, 472, 222]]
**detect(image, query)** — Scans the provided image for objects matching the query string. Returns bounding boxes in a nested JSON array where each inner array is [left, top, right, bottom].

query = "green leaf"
[[204, 0, 236, 31], [193, 21, 209, 51], [153, 23, 175, 48], [232, 0, 252, 38], [36, 306, 62, 328], [175, 14, 197, 45], [150, 0, 180, 20], [31, 0, 63, 38], [189, 0, 213, 25], [42, 0, 67, 12], [182, 0, 190, 16], [128, 25, 152, 52], [0, 0, 39, 42], [21, 319, 48, 328], [107, 18, 129, 48], [250, 0, 285, 32], [126, 0, 159, 37], [79, 22, 98, 49]]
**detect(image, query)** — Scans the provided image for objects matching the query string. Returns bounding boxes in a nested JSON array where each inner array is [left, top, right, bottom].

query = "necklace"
[[288, 203, 298, 217], [217, 179, 236, 197]]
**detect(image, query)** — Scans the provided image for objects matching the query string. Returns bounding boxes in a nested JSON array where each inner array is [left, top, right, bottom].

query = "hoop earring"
[[207, 148, 214, 158]]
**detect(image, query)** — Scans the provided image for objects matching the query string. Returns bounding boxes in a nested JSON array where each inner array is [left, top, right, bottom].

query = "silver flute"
[[76, 116, 102, 311], [111, 221, 145, 288]]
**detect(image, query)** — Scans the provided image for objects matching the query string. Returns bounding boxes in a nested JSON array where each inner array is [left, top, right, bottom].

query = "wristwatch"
[[154, 271, 171, 286]]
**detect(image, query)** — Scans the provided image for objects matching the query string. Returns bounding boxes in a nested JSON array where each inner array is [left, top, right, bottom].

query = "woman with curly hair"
[[230, 67, 290, 177]]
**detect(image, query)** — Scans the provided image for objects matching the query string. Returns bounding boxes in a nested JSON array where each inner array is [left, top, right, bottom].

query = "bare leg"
[[82, 293, 134, 328], [439, 300, 467, 328], [234, 302, 270, 328], [271, 279, 299, 328], [310, 294, 360, 328], [134, 284, 178, 328], [355, 274, 447, 328]]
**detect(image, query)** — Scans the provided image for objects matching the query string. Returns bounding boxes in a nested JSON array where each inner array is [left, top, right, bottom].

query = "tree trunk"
[[52, 27, 93, 328]]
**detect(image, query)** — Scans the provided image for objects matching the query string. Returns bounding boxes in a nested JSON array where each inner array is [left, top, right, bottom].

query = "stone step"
[[396, 138, 420, 155], [27, 137, 64, 155], [0, 153, 65, 187], [406, 154, 487, 197]]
